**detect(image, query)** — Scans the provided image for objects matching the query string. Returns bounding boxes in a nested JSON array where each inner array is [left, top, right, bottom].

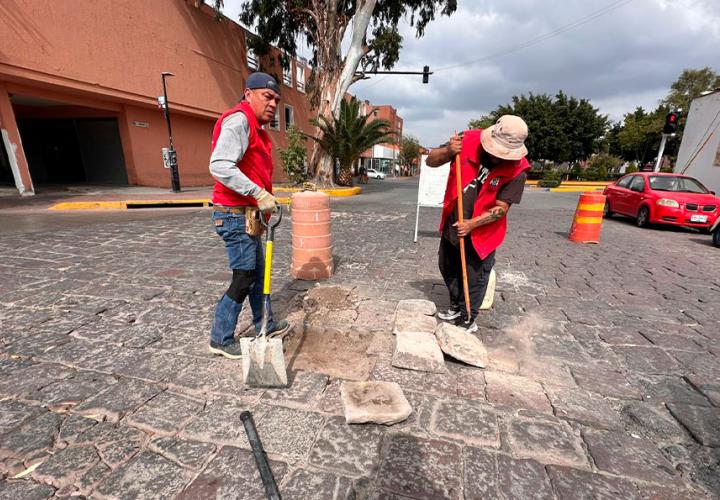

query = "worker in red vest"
[[426, 115, 531, 333], [207, 72, 290, 359]]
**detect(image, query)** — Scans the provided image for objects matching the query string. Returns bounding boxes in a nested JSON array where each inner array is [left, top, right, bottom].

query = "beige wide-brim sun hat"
[[480, 115, 529, 161]]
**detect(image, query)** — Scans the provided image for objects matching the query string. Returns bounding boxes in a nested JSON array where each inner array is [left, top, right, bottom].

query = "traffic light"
[[663, 111, 679, 134], [422, 65, 430, 84]]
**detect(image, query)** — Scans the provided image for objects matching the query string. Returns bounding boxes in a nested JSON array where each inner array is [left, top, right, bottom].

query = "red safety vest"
[[210, 100, 273, 207], [440, 129, 530, 259]]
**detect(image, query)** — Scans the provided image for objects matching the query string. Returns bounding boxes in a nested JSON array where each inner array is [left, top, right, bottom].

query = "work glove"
[[254, 189, 278, 213]]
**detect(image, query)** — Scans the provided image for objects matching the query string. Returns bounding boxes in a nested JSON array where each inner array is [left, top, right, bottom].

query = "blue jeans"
[[210, 210, 274, 345]]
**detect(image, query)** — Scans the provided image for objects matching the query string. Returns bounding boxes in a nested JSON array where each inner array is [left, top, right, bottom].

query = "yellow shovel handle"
[[263, 240, 273, 295]]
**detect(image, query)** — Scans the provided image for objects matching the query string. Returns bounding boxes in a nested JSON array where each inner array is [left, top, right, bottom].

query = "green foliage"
[[583, 154, 622, 181], [468, 115, 495, 130], [231, 0, 457, 89], [398, 135, 422, 170], [663, 67, 720, 115], [492, 91, 607, 164], [311, 98, 394, 174], [625, 162, 638, 174], [538, 179, 562, 188], [542, 168, 561, 181], [662, 66, 720, 146], [538, 168, 562, 187], [617, 107, 666, 163], [279, 125, 308, 185]]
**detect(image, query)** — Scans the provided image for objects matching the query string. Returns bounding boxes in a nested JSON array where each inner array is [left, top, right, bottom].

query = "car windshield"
[[648, 176, 708, 193]]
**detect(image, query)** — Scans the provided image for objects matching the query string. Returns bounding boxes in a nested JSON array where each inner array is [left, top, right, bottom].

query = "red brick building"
[[0, 0, 314, 195], [358, 101, 404, 175]]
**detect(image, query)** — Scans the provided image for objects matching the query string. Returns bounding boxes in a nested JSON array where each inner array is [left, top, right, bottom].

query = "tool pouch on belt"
[[245, 207, 264, 236]]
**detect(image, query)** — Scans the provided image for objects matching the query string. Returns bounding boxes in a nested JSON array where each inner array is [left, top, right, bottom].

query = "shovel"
[[241, 205, 288, 387]]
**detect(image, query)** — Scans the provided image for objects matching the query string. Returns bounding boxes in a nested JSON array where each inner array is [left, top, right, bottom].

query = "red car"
[[602, 172, 720, 230]]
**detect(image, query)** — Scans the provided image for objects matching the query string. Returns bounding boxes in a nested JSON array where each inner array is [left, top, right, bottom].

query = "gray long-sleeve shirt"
[[209, 112, 261, 197]]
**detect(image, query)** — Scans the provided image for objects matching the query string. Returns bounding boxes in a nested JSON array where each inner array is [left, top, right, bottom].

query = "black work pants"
[[438, 236, 495, 321]]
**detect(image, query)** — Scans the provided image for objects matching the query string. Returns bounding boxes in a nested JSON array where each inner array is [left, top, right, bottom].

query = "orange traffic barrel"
[[290, 191, 334, 280], [569, 192, 606, 244]]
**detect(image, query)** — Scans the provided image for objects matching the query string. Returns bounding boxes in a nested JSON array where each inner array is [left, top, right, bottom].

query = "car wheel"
[[603, 201, 613, 218], [713, 228, 720, 248], [636, 206, 650, 228]]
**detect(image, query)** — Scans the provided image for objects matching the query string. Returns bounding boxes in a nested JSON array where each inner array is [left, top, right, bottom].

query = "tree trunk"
[[309, 0, 377, 187]]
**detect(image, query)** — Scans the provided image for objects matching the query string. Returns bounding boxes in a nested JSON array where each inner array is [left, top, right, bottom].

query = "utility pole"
[[653, 134, 668, 172], [655, 111, 680, 173], [159, 72, 181, 192]]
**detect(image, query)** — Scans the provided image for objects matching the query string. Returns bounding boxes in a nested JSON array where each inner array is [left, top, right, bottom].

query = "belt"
[[213, 204, 251, 214]]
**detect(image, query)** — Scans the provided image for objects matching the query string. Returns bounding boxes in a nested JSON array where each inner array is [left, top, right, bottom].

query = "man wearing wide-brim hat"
[[426, 115, 531, 332]]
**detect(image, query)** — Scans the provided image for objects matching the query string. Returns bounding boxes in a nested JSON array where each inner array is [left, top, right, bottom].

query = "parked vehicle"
[[367, 168, 386, 180], [602, 172, 720, 230]]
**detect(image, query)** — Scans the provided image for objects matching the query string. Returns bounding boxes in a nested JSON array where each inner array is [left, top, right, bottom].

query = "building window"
[[284, 105, 294, 130], [247, 47, 259, 70], [296, 60, 306, 92], [283, 60, 293, 86], [269, 108, 280, 130]]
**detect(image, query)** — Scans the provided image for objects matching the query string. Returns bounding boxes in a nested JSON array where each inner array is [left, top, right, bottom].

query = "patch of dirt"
[[287, 328, 377, 381]]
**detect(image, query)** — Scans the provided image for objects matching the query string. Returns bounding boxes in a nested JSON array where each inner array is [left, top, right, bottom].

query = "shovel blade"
[[240, 337, 288, 387]]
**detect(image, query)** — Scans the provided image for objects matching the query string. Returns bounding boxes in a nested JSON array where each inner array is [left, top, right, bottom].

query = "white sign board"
[[414, 155, 450, 242]]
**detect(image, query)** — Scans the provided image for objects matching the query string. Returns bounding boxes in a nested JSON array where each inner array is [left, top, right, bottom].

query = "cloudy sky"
[[222, 0, 720, 147]]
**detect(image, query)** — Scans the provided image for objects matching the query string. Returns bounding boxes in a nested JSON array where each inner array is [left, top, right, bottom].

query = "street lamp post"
[[159, 72, 181, 192]]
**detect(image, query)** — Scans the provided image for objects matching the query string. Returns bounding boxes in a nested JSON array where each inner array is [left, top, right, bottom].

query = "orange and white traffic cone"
[[569, 192, 606, 244]]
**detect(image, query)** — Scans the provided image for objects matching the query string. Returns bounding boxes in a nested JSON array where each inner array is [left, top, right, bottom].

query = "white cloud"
[[222, 0, 719, 149]]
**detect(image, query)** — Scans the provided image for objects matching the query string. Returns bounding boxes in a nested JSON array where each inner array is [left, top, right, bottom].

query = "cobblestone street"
[[1, 179, 719, 499]]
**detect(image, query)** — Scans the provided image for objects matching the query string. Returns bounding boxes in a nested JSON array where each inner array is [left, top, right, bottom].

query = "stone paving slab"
[[667, 403, 720, 447], [148, 437, 216, 471], [125, 391, 204, 436], [430, 400, 500, 447], [583, 429, 677, 484], [93, 450, 190, 500], [546, 465, 642, 499], [73, 378, 163, 423], [340, 381, 412, 425], [505, 416, 588, 467], [0, 479, 56, 499], [392, 331, 446, 373], [280, 468, 356, 500], [31, 444, 99, 489], [484, 371, 552, 414], [377, 433, 463, 500], [308, 417, 384, 478], [434, 322, 488, 368], [179, 446, 288, 500]]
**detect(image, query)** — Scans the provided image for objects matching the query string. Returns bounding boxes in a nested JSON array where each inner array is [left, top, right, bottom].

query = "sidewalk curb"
[[47, 187, 361, 211], [274, 186, 362, 197]]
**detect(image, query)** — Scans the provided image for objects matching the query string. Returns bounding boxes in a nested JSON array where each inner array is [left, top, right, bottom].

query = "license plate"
[[690, 214, 708, 223]]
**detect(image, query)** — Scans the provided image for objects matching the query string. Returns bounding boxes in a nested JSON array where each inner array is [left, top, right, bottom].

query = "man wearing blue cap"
[[208, 72, 290, 359]]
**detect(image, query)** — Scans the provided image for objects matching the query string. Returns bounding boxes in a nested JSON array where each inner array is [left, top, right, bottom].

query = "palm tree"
[[312, 98, 395, 186]]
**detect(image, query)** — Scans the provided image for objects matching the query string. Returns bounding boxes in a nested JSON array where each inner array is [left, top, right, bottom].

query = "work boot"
[[209, 340, 243, 359], [260, 319, 291, 338], [438, 305, 462, 321], [454, 315, 479, 334]]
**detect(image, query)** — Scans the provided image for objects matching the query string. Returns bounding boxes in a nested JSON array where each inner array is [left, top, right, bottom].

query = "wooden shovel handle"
[[455, 155, 472, 321]]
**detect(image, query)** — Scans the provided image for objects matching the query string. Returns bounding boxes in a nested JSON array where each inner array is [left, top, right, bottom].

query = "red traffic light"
[[663, 112, 679, 134]]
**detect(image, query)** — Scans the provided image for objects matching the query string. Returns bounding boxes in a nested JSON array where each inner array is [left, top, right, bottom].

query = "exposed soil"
[[286, 327, 377, 381]]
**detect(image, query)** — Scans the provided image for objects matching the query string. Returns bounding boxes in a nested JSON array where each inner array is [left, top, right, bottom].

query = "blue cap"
[[245, 72, 280, 95]]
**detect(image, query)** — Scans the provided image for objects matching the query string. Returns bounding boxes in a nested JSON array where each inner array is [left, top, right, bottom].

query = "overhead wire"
[[434, 0, 635, 72]]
